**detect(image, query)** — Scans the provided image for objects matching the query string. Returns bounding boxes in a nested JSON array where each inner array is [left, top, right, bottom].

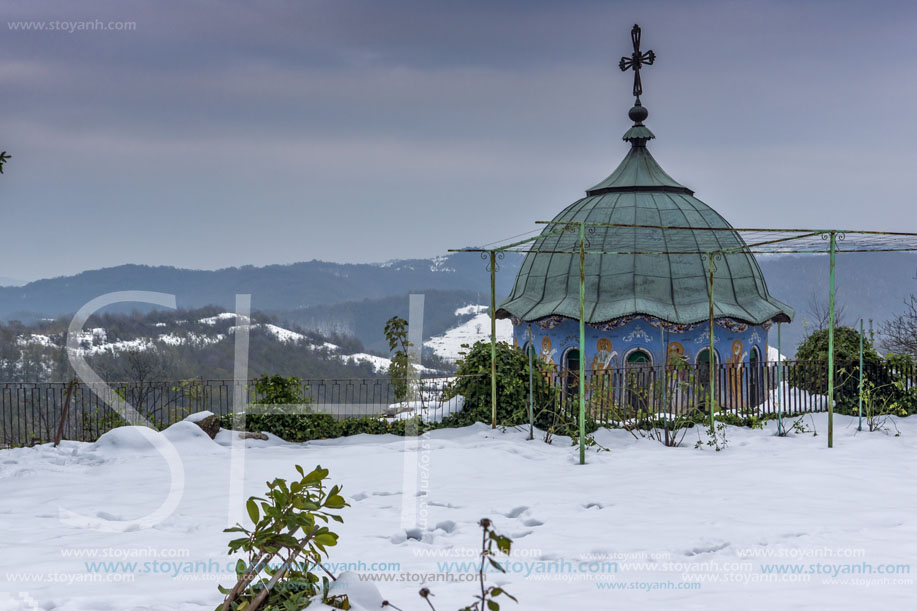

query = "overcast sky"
[[1, 0, 916, 281]]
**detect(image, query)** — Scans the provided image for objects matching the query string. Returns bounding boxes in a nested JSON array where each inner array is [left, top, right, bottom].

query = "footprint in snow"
[[434, 520, 457, 533], [523, 518, 543, 527], [685, 542, 730, 556], [583, 502, 603, 510], [372, 491, 401, 497], [503, 506, 528, 518], [351, 492, 368, 501], [429, 501, 461, 509], [390, 528, 425, 544]]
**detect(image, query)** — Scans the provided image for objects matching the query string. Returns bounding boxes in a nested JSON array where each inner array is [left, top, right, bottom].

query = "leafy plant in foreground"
[[217, 465, 349, 611]]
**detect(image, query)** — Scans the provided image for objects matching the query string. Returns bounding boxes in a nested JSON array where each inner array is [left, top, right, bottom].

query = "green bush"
[[440, 340, 594, 436], [220, 412, 433, 442], [793, 329, 917, 415], [795, 327, 880, 366], [253, 374, 309, 405], [793, 327, 881, 413]]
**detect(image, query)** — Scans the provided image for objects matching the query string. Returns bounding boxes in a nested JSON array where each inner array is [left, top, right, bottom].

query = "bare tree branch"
[[805, 290, 846, 335], [881, 295, 917, 356]]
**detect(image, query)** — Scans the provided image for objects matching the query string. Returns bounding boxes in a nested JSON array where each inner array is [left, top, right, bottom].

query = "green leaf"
[[246, 498, 259, 524], [493, 534, 512, 555], [487, 600, 499, 611], [313, 533, 338, 547], [303, 466, 329, 484], [324, 494, 346, 509]]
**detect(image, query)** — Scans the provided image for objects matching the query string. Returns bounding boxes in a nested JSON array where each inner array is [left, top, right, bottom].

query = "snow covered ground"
[[1, 413, 915, 610], [425, 305, 513, 361]]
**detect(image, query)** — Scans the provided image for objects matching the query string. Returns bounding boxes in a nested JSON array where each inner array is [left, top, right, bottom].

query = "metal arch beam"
[[578, 222, 587, 465], [827, 231, 837, 448]]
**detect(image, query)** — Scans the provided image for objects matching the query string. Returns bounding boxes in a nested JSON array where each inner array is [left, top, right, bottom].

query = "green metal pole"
[[827, 231, 836, 448], [707, 253, 716, 429], [490, 250, 497, 429], [578, 223, 587, 465], [777, 322, 783, 435], [661, 326, 668, 421], [858, 318, 864, 432], [528, 324, 534, 440]]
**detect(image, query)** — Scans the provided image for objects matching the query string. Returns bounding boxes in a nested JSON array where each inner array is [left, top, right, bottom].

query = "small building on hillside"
[[496, 26, 793, 382]]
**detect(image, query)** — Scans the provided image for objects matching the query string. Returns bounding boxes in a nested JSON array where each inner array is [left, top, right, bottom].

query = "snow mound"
[[91, 426, 163, 453], [325, 571, 384, 610], [183, 410, 215, 423], [92, 422, 218, 454], [161, 421, 217, 445], [212, 429, 290, 447]]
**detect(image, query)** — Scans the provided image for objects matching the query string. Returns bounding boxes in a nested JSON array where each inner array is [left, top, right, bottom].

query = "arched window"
[[749, 346, 760, 365], [563, 348, 581, 376], [625, 348, 653, 367], [696, 348, 719, 366]]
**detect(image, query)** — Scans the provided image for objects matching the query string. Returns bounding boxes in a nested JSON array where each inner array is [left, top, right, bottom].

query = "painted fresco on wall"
[[513, 316, 768, 374]]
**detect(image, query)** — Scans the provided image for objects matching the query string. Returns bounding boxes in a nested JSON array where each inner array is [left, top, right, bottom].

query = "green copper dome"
[[497, 114, 794, 326]]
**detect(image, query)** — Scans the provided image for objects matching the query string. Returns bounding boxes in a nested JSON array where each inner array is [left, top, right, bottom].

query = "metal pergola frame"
[[452, 223, 917, 464]]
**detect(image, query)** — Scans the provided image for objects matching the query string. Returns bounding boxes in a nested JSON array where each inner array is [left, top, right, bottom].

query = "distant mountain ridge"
[[0, 254, 524, 321], [2, 252, 915, 354]]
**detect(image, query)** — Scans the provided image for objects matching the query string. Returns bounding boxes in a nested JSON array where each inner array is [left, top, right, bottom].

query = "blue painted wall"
[[513, 316, 768, 371]]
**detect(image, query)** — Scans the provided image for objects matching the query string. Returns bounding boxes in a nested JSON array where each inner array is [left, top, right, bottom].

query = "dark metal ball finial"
[[628, 103, 648, 124]]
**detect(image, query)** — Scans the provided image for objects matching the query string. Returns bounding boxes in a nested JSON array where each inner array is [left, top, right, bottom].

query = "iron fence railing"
[[1, 359, 913, 447], [0, 377, 463, 447]]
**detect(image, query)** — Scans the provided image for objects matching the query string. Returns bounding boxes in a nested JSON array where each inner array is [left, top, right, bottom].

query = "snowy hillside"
[[424, 305, 513, 361], [1, 309, 402, 379], [1, 413, 914, 610]]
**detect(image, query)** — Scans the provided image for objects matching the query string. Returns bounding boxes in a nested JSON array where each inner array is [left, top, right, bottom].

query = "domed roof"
[[497, 107, 794, 326]]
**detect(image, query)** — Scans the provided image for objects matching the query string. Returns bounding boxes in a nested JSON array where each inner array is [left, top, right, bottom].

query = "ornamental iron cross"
[[619, 24, 655, 99]]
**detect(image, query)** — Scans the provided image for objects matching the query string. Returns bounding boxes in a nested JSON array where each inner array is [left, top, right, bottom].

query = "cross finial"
[[619, 24, 655, 102]]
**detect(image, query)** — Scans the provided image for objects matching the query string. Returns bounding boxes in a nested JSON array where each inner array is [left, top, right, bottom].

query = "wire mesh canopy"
[[454, 223, 917, 328], [495, 212, 794, 326]]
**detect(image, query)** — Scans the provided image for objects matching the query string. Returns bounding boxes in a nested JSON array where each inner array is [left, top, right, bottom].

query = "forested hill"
[[0, 254, 523, 321], [756, 252, 917, 353]]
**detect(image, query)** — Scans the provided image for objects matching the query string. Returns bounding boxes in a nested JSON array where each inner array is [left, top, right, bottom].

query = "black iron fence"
[[0, 377, 465, 447], [2, 359, 914, 447]]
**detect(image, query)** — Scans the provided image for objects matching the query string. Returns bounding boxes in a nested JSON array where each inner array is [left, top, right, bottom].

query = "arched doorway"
[[696, 348, 719, 412], [624, 349, 653, 412], [748, 346, 762, 408], [563, 348, 580, 410]]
